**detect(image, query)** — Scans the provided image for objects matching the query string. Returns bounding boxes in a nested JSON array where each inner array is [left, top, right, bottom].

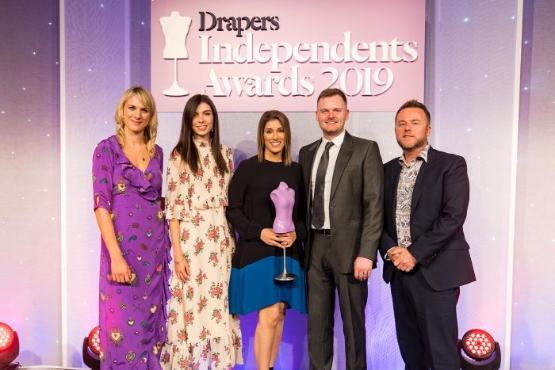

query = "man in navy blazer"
[[380, 100, 476, 370]]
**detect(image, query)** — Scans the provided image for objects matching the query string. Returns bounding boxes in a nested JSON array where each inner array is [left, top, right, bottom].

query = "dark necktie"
[[312, 141, 334, 229]]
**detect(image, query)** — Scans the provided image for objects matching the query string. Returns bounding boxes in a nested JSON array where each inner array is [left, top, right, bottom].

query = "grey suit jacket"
[[299, 131, 384, 273]]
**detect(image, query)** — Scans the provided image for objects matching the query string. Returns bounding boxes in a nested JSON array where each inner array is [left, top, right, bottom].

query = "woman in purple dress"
[[92, 86, 169, 369]]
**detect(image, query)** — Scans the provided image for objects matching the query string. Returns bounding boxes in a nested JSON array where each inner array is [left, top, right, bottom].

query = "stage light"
[[82, 326, 100, 370], [459, 329, 501, 370], [462, 329, 495, 360], [0, 322, 19, 367], [87, 326, 101, 356]]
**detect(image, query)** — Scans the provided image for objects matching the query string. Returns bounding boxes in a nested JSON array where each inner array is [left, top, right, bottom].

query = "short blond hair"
[[114, 86, 158, 156]]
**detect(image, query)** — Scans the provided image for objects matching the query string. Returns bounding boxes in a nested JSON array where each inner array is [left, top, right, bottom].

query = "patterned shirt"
[[395, 145, 429, 248]]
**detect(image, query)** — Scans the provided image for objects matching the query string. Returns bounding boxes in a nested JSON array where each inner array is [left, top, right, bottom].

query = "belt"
[[312, 228, 331, 236]]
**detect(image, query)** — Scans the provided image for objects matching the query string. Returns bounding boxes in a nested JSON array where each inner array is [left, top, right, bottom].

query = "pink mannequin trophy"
[[270, 182, 296, 282]]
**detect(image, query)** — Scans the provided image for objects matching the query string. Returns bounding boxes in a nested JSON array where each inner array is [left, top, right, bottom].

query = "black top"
[[226, 156, 307, 268]]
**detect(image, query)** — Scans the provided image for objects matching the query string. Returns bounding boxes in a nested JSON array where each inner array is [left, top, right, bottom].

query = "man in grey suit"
[[299, 88, 384, 370]]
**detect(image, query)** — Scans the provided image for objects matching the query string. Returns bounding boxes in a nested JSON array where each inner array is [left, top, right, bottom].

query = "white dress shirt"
[[310, 130, 346, 229]]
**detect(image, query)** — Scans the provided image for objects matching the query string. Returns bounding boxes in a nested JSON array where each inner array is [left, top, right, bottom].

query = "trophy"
[[270, 182, 296, 282], [159, 11, 192, 96]]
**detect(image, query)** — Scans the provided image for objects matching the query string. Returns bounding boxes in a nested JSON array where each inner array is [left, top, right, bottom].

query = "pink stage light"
[[462, 329, 495, 360], [0, 322, 19, 367], [83, 326, 100, 369], [459, 328, 500, 370], [87, 326, 101, 356]]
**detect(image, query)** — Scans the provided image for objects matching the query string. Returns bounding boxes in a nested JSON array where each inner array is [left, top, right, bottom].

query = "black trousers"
[[391, 267, 461, 370], [307, 231, 368, 370]]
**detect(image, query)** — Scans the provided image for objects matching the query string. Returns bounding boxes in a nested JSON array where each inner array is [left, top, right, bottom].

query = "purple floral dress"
[[92, 135, 170, 369]]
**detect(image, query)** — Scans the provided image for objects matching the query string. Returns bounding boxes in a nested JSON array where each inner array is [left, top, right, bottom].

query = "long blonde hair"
[[114, 86, 158, 156]]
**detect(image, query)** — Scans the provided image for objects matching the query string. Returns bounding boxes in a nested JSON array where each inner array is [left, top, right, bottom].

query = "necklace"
[[123, 144, 148, 166]]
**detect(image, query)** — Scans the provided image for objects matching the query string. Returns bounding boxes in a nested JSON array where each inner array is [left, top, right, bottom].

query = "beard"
[[397, 137, 428, 151]]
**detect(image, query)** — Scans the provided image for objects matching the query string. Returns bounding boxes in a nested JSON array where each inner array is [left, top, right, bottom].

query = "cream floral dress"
[[160, 140, 242, 370]]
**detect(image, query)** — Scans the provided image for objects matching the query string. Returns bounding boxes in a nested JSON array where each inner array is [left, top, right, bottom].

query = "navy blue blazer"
[[379, 147, 476, 291]]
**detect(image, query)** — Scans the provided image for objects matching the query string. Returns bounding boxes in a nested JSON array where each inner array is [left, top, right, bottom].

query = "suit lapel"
[[303, 139, 321, 209], [410, 147, 433, 215], [390, 162, 402, 239], [330, 132, 354, 200], [390, 163, 402, 205]]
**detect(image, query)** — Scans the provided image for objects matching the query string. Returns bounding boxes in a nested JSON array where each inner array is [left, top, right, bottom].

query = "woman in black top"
[[227, 110, 307, 370]]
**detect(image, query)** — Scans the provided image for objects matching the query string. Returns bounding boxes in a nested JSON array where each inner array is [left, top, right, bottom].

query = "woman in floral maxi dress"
[[160, 94, 242, 370]]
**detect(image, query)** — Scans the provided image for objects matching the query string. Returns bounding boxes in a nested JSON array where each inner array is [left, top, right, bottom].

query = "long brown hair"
[[256, 110, 292, 166], [173, 94, 228, 175]]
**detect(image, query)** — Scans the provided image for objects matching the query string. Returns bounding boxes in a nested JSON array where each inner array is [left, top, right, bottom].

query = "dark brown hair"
[[256, 110, 292, 166], [317, 88, 347, 106], [395, 99, 431, 124], [173, 94, 228, 176]]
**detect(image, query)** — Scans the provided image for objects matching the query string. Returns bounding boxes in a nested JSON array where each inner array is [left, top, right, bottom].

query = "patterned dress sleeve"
[[165, 151, 188, 220], [92, 140, 114, 211]]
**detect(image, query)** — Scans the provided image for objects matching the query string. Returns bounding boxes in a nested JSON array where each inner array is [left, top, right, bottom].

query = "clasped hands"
[[387, 246, 417, 272], [261, 228, 296, 249]]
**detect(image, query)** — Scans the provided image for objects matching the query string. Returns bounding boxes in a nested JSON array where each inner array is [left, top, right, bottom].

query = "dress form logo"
[[159, 10, 280, 97], [160, 11, 192, 97]]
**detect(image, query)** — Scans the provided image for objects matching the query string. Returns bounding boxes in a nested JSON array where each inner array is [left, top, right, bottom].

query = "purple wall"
[[0, 0, 61, 365]]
